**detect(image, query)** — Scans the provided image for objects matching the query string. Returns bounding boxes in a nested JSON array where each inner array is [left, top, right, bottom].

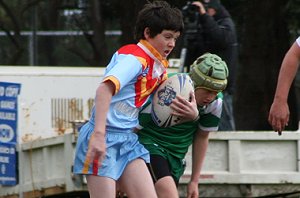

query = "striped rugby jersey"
[[89, 40, 168, 132]]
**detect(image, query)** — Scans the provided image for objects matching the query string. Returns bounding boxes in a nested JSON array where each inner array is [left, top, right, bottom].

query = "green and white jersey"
[[138, 92, 223, 160]]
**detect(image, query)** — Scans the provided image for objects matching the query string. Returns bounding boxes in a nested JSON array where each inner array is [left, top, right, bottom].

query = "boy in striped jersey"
[[73, 1, 183, 198], [136, 53, 229, 198]]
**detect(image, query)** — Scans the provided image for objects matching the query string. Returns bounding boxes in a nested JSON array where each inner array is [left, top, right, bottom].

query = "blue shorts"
[[73, 122, 150, 180]]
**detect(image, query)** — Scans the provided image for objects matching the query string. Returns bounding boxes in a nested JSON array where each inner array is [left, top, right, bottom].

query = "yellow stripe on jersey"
[[140, 79, 158, 100], [82, 133, 96, 174], [136, 56, 147, 70], [103, 76, 120, 95], [82, 156, 90, 174]]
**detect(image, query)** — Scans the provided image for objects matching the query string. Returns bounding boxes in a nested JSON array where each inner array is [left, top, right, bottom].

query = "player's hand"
[[192, 1, 206, 15], [170, 91, 199, 122], [187, 181, 199, 198], [268, 99, 289, 135], [86, 131, 106, 172]]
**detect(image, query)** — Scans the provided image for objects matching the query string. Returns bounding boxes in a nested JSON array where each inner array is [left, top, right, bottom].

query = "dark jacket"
[[184, 5, 238, 94]]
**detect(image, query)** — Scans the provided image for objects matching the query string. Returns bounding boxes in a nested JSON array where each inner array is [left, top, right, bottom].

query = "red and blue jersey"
[[89, 40, 168, 132]]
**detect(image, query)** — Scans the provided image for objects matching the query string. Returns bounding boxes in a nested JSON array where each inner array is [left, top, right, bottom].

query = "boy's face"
[[146, 29, 181, 59], [194, 87, 218, 106]]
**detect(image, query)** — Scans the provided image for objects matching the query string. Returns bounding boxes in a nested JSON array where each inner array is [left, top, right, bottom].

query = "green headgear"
[[189, 53, 229, 92]]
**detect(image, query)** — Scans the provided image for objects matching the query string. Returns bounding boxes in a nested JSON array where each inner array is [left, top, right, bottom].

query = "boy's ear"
[[144, 27, 151, 39]]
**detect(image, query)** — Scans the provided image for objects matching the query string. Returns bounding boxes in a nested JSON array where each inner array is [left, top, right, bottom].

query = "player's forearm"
[[190, 131, 209, 183], [274, 42, 300, 101], [94, 82, 114, 135]]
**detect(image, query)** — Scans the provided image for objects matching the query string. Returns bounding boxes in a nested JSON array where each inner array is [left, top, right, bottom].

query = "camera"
[[181, 1, 202, 42], [180, 1, 205, 72], [181, 1, 199, 23]]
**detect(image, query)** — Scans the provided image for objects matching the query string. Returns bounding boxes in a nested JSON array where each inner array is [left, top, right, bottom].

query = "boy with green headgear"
[[135, 53, 228, 198]]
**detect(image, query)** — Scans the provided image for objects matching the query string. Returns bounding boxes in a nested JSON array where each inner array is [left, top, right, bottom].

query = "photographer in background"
[[181, 0, 239, 131]]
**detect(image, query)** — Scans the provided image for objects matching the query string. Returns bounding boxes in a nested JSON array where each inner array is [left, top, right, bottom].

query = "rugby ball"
[[151, 73, 194, 127]]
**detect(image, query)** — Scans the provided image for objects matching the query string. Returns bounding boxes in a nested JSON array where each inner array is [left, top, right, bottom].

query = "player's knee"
[[155, 177, 179, 198]]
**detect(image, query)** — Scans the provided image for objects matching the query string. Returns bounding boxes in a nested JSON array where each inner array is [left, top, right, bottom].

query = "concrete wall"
[[180, 131, 300, 197]]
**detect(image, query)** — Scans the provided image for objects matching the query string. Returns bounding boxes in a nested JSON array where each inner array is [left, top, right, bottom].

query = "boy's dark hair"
[[134, 1, 184, 41]]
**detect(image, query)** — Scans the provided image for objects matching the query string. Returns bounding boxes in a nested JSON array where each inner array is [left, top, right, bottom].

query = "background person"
[[73, 1, 184, 198], [137, 53, 229, 198], [181, 0, 238, 131], [269, 36, 300, 134]]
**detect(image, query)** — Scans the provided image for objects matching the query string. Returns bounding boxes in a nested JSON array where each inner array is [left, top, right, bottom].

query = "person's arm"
[[269, 41, 300, 134], [187, 129, 209, 198], [86, 80, 115, 168]]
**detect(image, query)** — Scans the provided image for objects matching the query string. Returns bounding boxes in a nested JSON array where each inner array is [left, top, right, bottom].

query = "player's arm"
[[187, 129, 210, 198], [87, 80, 115, 167], [269, 41, 300, 133]]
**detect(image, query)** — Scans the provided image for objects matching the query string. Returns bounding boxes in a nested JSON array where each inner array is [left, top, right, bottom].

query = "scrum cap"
[[189, 53, 228, 92]]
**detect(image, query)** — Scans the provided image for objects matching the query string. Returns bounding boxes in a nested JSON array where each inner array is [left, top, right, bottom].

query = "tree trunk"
[[235, 0, 298, 130], [40, 0, 61, 66], [118, 0, 147, 45], [89, 0, 107, 66]]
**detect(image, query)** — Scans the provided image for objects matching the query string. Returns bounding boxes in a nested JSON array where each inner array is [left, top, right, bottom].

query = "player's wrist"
[[93, 130, 106, 137], [273, 95, 288, 103], [189, 178, 199, 185], [192, 110, 200, 121]]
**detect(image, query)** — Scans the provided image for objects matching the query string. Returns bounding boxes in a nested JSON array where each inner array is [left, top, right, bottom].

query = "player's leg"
[[118, 158, 158, 198], [155, 177, 178, 198], [149, 155, 179, 198], [86, 175, 116, 198]]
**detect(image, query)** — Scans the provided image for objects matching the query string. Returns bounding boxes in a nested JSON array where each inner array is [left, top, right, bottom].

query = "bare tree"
[[0, 0, 23, 65]]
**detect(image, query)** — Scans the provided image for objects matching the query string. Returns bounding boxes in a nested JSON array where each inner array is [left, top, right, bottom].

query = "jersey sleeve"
[[103, 53, 142, 94], [198, 95, 223, 132]]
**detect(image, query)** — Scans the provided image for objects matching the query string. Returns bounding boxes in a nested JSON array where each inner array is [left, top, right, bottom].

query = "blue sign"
[[0, 82, 21, 186], [0, 82, 21, 144], [0, 142, 17, 185]]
